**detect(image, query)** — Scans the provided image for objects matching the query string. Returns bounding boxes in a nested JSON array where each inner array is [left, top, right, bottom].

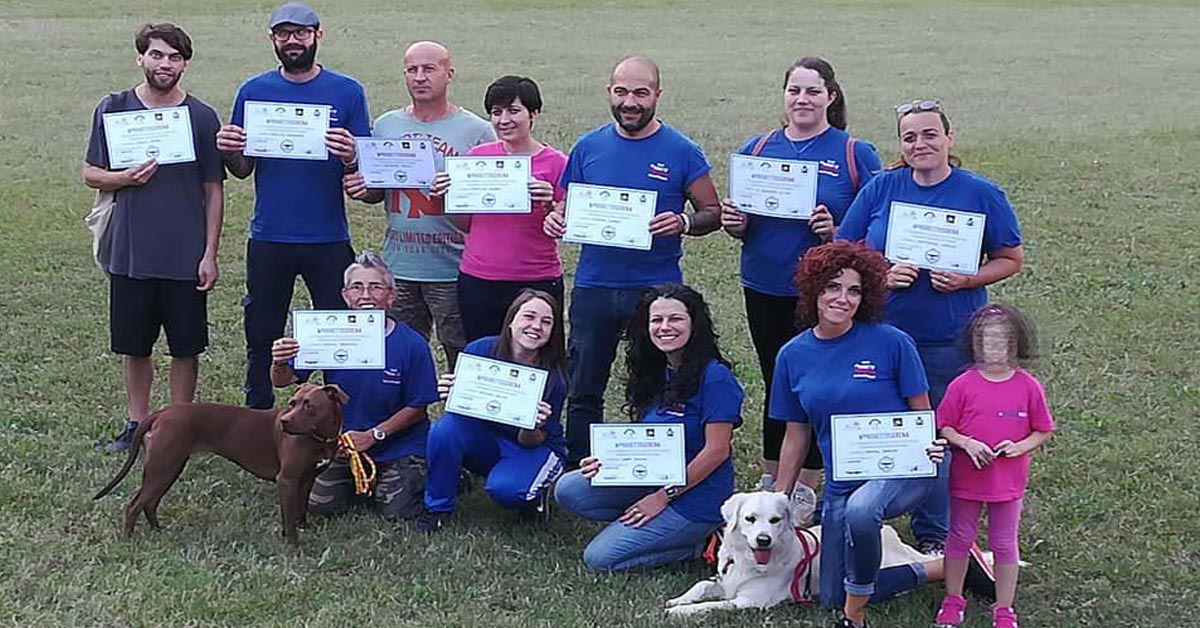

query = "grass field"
[[2, 1, 1199, 626]]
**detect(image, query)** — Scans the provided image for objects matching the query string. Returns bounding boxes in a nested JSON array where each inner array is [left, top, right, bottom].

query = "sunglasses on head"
[[895, 99, 943, 117]]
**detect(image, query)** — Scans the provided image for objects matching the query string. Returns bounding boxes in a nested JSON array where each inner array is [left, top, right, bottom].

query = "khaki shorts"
[[390, 280, 465, 352]]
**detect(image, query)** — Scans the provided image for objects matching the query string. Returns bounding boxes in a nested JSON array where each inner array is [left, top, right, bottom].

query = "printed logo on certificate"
[[727, 154, 818, 219], [589, 423, 687, 486], [292, 310, 386, 370], [444, 354, 548, 429], [243, 101, 331, 161], [443, 156, 532, 214], [829, 410, 937, 483], [102, 106, 197, 169], [884, 202, 987, 275], [563, 183, 657, 251], [357, 138, 437, 188]]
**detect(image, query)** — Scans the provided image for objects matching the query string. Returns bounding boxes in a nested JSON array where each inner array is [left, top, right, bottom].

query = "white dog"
[[665, 490, 931, 617]]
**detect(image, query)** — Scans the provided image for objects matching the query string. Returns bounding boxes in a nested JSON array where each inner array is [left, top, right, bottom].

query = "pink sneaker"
[[934, 594, 967, 627], [993, 606, 1020, 628]]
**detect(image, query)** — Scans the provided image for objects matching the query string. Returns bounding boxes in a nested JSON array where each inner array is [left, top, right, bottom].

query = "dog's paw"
[[664, 596, 685, 609]]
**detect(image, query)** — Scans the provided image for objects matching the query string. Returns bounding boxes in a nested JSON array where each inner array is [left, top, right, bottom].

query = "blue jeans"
[[819, 454, 949, 607], [908, 341, 965, 543], [554, 470, 716, 571], [564, 286, 646, 464], [424, 413, 562, 512]]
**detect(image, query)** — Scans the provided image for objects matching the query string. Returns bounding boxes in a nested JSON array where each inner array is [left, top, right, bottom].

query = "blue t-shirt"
[[736, 128, 881, 296], [296, 321, 439, 462], [440, 336, 568, 458], [768, 323, 928, 496], [836, 167, 1023, 344], [230, 67, 372, 244], [559, 123, 711, 288], [637, 360, 743, 524]]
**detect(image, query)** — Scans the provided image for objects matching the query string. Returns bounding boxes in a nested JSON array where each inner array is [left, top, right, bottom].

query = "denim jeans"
[[554, 470, 716, 571], [564, 286, 646, 464], [908, 341, 966, 543], [818, 454, 950, 607]]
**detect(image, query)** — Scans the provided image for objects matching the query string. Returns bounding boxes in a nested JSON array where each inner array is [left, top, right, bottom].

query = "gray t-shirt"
[[85, 89, 224, 280], [373, 108, 495, 282]]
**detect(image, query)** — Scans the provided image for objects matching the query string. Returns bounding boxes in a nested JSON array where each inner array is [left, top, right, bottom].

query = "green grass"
[[2, 1, 1198, 626]]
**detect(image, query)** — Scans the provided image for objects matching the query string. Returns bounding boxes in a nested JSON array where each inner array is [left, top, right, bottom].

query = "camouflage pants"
[[307, 455, 426, 521]]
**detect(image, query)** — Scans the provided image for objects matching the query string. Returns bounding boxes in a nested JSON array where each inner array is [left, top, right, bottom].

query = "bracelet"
[[678, 212, 692, 235]]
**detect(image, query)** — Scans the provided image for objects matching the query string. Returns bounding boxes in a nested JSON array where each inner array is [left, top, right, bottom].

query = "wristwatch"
[[371, 427, 387, 441], [663, 485, 681, 501]]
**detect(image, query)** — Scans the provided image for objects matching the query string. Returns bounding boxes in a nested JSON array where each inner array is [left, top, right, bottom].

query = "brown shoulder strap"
[[750, 128, 781, 156], [845, 137, 860, 193]]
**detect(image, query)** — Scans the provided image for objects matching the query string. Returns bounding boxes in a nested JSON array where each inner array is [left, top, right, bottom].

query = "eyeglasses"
[[894, 99, 943, 118], [344, 282, 390, 295], [271, 27, 316, 43]]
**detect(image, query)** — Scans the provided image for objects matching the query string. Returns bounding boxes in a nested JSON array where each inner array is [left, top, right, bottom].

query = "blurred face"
[[648, 298, 692, 358], [137, 39, 187, 92], [816, 268, 863, 328], [607, 63, 660, 134], [404, 45, 454, 103], [899, 111, 954, 173], [508, 298, 554, 354], [784, 67, 834, 131], [976, 320, 1016, 368], [490, 97, 537, 144], [341, 267, 395, 310], [270, 24, 321, 72]]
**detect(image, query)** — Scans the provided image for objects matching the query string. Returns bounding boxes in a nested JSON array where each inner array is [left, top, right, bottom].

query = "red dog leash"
[[790, 527, 821, 605]]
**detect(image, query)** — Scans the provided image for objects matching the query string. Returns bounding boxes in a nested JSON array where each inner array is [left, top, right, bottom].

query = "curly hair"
[[623, 284, 728, 418], [961, 302, 1038, 368], [794, 240, 890, 329]]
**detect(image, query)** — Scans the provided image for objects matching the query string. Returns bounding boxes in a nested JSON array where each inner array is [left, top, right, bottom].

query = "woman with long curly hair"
[[770, 241, 950, 628], [555, 283, 743, 571]]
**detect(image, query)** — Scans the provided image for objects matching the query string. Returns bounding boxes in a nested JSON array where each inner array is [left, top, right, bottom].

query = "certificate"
[[884, 202, 987, 275], [830, 411, 937, 483], [292, 310, 386, 370], [444, 353, 549, 429], [727, 154, 818, 219], [102, 106, 196, 168], [589, 423, 687, 487], [243, 100, 330, 160], [444, 156, 532, 214], [357, 138, 437, 188], [562, 183, 657, 251]]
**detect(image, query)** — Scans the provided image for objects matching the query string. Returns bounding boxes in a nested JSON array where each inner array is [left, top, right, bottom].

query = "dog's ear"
[[322, 384, 350, 405], [720, 493, 745, 532]]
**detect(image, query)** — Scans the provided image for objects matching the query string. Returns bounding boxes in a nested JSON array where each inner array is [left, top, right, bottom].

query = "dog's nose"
[[755, 534, 772, 548]]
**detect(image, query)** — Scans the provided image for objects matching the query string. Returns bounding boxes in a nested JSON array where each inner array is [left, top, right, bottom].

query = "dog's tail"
[[92, 412, 157, 500]]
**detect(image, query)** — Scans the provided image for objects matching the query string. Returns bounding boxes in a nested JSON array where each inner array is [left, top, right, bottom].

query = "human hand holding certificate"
[[293, 310, 385, 370], [830, 411, 937, 482], [103, 106, 196, 169], [590, 423, 686, 486], [357, 138, 436, 188], [563, 183, 657, 251], [444, 354, 549, 429], [727, 154, 818, 219], [444, 156, 532, 214], [885, 202, 987, 275], [243, 101, 330, 160]]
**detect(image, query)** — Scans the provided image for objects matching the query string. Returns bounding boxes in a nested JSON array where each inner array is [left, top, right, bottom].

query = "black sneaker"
[[916, 537, 946, 557], [518, 489, 554, 524], [964, 542, 997, 602], [835, 611, 868, 628], [415, 509, 450, 534], [99, 421, 138, 453]]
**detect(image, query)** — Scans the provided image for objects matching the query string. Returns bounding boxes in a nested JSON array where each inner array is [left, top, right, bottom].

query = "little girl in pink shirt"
[[934, 303, 1055, 628]]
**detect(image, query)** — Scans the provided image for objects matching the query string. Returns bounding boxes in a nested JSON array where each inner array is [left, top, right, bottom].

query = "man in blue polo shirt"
[[543, 56, 722, 467], [215, 2, 371, 409], [270, 251, 439, 520]]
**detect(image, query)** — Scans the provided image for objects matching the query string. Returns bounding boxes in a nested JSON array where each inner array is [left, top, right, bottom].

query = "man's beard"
[[143, 67, 181, 92], [275, 41, 318, 73], [610, 103, 655, 134]]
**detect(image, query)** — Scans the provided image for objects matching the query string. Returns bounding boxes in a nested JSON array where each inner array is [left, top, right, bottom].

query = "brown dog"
[[94, 383, 347, 544]]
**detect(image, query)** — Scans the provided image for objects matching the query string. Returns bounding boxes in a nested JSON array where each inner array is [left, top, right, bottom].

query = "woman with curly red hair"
[[770, 241, 949, 628]]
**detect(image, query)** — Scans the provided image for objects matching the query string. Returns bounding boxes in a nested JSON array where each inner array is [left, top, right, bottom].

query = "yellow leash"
[[338, 433, 377, 495]]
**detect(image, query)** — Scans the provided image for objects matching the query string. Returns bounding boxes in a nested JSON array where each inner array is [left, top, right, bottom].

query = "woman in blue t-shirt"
[[417, 289, 568, 532], [770, 241, 948, 628], [836, 101, 1025, 550], [720, 57, 882, 492], [555, 284, 743, 571]]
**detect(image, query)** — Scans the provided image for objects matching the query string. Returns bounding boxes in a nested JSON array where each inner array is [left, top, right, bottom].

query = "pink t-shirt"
[[937, 368, 1055, 502], [458, 142, 567, 281]]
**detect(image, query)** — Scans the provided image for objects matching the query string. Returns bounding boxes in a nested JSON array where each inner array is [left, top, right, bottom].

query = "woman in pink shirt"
[[934, 303, 1055, 628], [429, 76, 567, 342]]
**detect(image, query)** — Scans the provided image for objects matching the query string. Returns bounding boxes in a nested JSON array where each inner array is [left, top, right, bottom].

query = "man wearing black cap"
[[216, 2, 372, 409]]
